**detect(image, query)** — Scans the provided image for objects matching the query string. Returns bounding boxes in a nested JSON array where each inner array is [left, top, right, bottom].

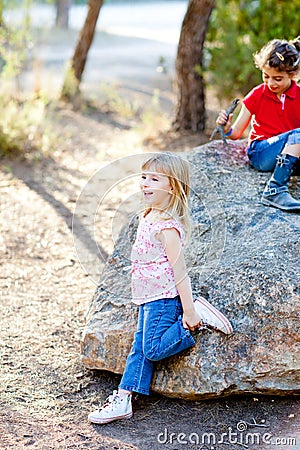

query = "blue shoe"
[[261, 154, 300, 212]]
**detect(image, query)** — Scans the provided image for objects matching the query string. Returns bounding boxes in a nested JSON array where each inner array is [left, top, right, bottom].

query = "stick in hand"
[[210, 98, 240, 148]]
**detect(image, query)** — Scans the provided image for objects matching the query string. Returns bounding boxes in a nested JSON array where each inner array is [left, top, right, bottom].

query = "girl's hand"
[[158, 228, 203, 331], [182, 310, 203, 331], [216, 110, 233, 134]]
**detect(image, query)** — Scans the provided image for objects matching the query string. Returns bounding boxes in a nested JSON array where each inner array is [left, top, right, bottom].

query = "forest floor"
[[1, 94, 299, 450], [0, 19, 299, 450]]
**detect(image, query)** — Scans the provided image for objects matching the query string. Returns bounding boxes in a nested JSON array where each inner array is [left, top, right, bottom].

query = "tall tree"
[[173, 0, 215, 132], [56, 0, 72, 29], [61, 0, 104, 99]]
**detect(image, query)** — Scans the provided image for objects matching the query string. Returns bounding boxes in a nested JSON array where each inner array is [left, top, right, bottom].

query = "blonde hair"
[[141, 152, 191, 241]]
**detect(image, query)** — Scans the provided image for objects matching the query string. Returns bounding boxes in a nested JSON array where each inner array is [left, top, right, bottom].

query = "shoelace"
[[99, 392, 120, 412]]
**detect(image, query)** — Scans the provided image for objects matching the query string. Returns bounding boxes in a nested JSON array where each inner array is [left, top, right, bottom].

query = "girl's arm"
[[216, 103, 252, 139], [157, 228, 202, 331]]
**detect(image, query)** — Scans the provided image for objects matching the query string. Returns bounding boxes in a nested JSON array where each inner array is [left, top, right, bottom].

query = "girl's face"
[[140, 170, 172, 210], [262, 66, 294, 96]]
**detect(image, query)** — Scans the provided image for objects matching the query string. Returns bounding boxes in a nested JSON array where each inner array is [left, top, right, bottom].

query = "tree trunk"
[[173, 0, 214, 132], [56, 0, 71, 29], [61, 0, 104, 99]]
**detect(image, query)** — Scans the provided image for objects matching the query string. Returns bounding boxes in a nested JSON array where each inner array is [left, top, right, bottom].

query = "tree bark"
[[173, 0, 214, 132], [56, 0, 71, 29], [61, 0, 104, 99], [72, 0, 104, 82]]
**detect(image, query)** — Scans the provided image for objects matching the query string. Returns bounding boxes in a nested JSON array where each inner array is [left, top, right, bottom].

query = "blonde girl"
[[88, 152, 230, 424]]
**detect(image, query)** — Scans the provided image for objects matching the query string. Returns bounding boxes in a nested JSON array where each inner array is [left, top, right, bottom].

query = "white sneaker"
[[194, 297, 233, 335], [88, 390, 133, 424]]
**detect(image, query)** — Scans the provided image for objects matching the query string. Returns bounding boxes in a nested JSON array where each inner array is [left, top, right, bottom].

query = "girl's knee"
[[285, 128, 300, 147], [143, 347, 162, 362]]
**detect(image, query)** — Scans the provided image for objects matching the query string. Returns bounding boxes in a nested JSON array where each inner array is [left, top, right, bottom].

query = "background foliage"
[[206, 0, 300, 100], [1, 0, 300, 155]]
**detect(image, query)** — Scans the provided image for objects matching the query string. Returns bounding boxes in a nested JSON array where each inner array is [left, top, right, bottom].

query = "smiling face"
[[140, 170, 172, 211], [262, 66, 294, 96]]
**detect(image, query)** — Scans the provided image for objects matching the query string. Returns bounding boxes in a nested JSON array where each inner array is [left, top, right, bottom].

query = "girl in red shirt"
[[217, 38, 300, 212]]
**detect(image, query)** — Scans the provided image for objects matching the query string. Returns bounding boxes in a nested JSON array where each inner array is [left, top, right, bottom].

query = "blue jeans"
[[247, 128, 300, 172], [119, 296, 195, 395]]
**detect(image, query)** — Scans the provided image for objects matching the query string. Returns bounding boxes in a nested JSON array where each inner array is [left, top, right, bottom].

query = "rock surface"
[[81, 140, 300, 400]]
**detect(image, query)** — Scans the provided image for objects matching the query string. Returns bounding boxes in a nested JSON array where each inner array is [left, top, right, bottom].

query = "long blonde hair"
[[141, 152, 191, 241]]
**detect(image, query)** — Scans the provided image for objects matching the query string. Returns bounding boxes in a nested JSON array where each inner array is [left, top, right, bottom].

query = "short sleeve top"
[[130, 217, 185, 305], [243, 80, 300, 143]]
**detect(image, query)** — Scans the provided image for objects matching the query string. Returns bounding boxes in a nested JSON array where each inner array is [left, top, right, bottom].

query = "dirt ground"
[[0, 93, 299, 450]]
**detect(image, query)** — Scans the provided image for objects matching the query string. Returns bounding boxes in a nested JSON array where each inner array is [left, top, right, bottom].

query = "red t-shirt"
[[243, 80, 300, 143]]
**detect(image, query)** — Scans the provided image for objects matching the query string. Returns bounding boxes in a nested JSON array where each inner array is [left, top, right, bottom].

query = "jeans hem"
[[119, 384, 150, 396]]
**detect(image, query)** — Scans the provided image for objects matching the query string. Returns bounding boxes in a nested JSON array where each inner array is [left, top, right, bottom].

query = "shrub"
[[206, 0, 300, 100], [0, 95, 53, 158]]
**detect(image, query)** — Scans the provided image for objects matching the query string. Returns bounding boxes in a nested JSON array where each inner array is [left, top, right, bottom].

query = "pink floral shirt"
[[130, 217, 185, 305]]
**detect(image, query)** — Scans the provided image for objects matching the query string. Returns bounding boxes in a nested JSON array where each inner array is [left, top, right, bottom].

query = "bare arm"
[[157, 228, 202, 331], [217, 103, 252, 139]]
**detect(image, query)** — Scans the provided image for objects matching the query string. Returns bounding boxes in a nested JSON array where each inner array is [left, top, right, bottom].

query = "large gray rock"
[[81, 140, 300, 399]]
